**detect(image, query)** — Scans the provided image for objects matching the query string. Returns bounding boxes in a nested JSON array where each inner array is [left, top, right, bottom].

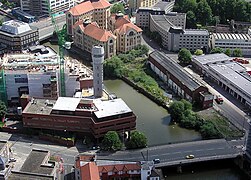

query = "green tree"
[[102, 131, 122, 151], [196, 0, 213, 25], [233, 48, 242, 57], [0, 101, 7, 119], [104, 56, 123, 77], [178, 48, 192, 64], [210, 47, 224, 54], [181, 99, 192, 111], [194, 49, 203, 56], [186, 11, 197, 28], [126, 131, 147, 149], [111, 4, 125, 14], [224, 48, 231, 56], [169, 101, 185, 122]]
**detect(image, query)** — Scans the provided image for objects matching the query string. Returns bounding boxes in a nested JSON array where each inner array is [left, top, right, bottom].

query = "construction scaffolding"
[[0, 67, 7, 104]]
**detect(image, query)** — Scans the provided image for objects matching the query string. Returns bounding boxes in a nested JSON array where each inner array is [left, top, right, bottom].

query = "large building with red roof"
[[67, 0, 142, 57]]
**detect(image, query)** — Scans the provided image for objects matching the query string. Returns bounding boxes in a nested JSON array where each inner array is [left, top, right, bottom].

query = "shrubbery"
[[169, 100, 221, 139]]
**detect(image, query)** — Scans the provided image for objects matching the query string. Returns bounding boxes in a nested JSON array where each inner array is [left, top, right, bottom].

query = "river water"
[[43, 42, 247, 179]]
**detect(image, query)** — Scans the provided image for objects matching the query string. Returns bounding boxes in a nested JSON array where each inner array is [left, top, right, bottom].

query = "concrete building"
[[72, 20, 116, 58], [135, 0, 175, 28], [148, 51, 214, 108], [0, 141, 11, 180], [0, 20, 38, 51], [211, 33, 251, 56], [9, 149, 56, 180], [66, 0, 111, 36], [149, 14, 209, 52], [169, 29, 209, 52], [246, 121, 251, 160], [22, 96, 136, 139], [0, 46, 89, 104], [21, 0, 74, 17], [92, 46, 104, 98], [192, 53, 251, 109]]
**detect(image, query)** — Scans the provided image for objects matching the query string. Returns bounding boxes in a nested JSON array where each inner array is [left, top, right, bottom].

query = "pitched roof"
[[81, 162, 100, 180], [114, 17, 142, 34], [97, 164, 141, 172], [69, 0, 111, 16], [74, 21, 116, 42]]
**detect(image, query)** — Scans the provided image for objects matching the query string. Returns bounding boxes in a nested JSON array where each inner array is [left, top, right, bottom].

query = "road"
[[97, 139, 243, 167], [184, 67, 250, 131]]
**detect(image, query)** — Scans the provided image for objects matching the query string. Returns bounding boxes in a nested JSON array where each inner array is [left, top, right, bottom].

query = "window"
[[15, 78, 28, 83]]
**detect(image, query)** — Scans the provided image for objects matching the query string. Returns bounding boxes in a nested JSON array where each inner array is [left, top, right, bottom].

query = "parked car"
[[215, 95, 224, 104], [186, 154, 195, 159]]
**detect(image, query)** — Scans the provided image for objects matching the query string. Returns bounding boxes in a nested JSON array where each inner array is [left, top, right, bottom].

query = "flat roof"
[[193, 53, 231, 65], [209, 63, 251, 98], [0, 20, 32, 35], [150, 14, 175, 31], [52, 97, 81, 111], [153, 1, 174, 11], [23, 99, 56, 115], [20, 149, 54, 175], [184, 29, 209, 36], [94, 98, 132, 119], [150, 51, 202, 91]]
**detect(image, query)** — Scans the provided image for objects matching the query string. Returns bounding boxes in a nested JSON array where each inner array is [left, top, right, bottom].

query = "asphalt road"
[[97, 139, 243, 166]]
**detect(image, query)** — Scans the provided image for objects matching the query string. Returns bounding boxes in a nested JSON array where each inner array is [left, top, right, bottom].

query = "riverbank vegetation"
[[169, 100, 243, 139], [104, 45, 168, 105]]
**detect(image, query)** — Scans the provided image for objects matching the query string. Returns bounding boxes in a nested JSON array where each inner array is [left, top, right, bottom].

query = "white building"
[[21, 0, 75, 17], [192, 53, 251, 109], [211, 33, 251, 56], [1, 47, 89, 104]]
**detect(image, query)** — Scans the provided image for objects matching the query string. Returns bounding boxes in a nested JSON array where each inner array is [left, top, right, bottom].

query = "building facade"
[[135, 0, 175, 28], [22, 97, 137, 139], [148, 51, 213, 108], [0, 20, 38, 51], [21, 0, 74, 17], [66, 0, 111, 36], [211, 33, 251, 56], [73, 21, 116, 58]]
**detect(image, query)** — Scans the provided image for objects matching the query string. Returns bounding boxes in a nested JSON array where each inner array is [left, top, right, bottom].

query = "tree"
[[178, 48, 192, 64], [111, 4, 125, 14], [169, 101, 185, 122], [126, 131, 147, 149], [102, 131, 122, 151], [199, 121, 220, 139], [194, 49, 203, 56], [0, 101, 6, 119], [196, 0, 213, 25], [186, 11, 197, 29], [210, 47, 224, 54], [233, 48, 242, 57], [104, 56, 123, 77], [224, 48, 231, 56]]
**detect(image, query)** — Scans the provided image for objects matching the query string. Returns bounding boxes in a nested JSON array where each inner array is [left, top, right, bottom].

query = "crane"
[[47, 3, 66, 97]]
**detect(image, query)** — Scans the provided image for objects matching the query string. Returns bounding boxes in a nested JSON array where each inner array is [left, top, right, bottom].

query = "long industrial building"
[[148, 51, 214, 109], [192, 53, 251, 109]]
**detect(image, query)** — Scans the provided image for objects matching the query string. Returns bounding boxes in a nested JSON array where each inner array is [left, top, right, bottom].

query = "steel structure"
[[47, 3, 66, 97], [0, 67, 7, 104]]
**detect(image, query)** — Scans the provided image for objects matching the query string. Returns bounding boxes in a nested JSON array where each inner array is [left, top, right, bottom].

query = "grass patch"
[[197, 110, 243, 139]]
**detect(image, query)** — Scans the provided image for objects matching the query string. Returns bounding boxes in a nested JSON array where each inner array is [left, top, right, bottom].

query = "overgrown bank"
[[104, 45, 169, 107]]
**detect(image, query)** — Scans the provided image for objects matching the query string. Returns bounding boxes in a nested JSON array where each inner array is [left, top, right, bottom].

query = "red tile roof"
[[69, 0, 111, 16], [97, 163, 141, 173], [81, 162, 100, 180], [74, 21, 116, 42], [114, 17, 142, 34]]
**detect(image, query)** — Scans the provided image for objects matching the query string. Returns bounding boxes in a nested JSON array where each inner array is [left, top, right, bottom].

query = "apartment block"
[[66, 0, 111, 36]]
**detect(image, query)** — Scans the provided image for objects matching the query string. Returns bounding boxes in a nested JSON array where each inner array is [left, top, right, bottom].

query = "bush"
[[126, 131, 147, 149], [102, 131, 122, 151]]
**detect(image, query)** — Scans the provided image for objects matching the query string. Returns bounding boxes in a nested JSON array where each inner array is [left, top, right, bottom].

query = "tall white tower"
[[92, 46, 105, 98]]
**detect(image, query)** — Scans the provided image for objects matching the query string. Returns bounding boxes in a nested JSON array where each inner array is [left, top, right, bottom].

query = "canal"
[[43, 42, 247, 179]]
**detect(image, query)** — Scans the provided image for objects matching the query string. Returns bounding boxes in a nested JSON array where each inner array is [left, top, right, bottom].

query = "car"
[[215, 95, 223, 104], [186, 155, 195, 159], [9, 158, 16, 162], [153, 158, 160, 164]]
